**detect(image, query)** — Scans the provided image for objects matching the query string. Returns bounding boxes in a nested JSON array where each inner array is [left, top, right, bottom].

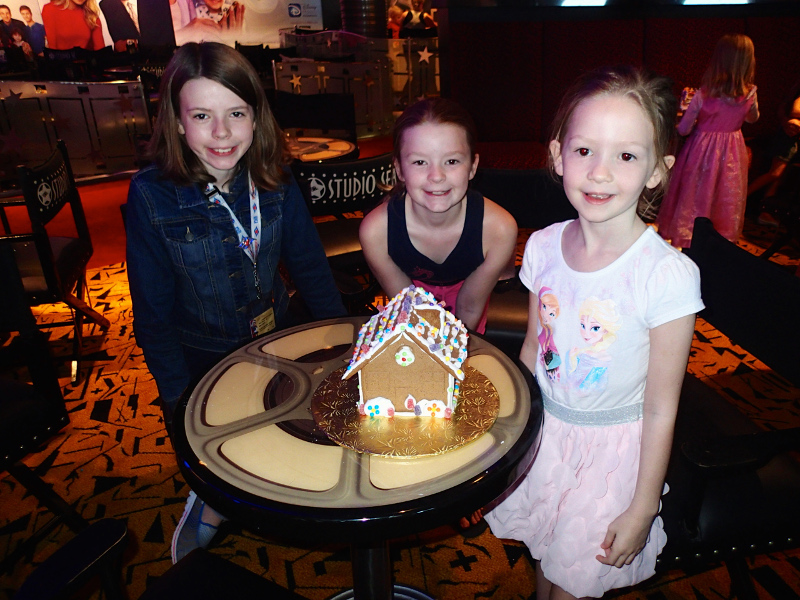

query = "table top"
[[287, 136, 357, 162], [172, 316, 543, 544]]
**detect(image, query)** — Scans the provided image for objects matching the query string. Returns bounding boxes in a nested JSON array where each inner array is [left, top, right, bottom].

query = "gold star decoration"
[[290, 74, 302, 91], [417, 46, 433, 63]]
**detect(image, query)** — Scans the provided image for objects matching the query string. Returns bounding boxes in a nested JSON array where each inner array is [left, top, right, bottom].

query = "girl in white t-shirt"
[[484, 65, 704, 599]]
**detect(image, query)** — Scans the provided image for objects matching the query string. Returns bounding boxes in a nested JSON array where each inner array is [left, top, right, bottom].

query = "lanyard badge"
[[205, 175, 275, 337]]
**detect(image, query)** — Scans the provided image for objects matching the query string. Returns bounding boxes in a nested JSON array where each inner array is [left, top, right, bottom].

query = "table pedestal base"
[[330, 585, 435, 600], [326, 541, 435, 600]]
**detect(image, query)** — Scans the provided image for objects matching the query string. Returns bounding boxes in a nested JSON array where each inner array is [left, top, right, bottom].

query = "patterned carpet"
[[0, 220, 799, 600]]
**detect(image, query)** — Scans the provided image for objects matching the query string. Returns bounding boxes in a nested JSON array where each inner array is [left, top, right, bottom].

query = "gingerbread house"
[[342, 286, 469, 419]]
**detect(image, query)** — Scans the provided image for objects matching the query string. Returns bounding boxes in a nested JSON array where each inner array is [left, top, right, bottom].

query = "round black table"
[[172, 316, 543, 600]]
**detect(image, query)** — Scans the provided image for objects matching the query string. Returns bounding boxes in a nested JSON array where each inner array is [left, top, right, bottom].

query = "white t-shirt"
[[520, 221, 704, 424]]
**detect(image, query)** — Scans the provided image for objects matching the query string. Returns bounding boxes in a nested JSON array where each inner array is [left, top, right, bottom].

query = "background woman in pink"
[[42, 0, 105, 50], [656, 34, 759, 248]]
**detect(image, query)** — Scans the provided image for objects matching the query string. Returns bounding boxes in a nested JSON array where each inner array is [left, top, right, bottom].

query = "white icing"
[[343, 286, 469, 419]]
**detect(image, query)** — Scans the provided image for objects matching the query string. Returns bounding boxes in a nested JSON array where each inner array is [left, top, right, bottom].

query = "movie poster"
[[1, 0, 322, 57], [170, 0, 323, 47], [0, 0, 63, 58]]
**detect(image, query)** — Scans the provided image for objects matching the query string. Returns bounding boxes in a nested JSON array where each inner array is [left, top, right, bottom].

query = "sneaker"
[[171, 491, 221, 564]]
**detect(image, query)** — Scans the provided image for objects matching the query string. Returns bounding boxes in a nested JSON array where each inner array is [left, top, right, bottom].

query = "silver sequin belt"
[[543, 394, 643, 426]]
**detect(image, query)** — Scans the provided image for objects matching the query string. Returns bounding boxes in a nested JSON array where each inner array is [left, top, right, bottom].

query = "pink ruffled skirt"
[[485, 411, 667, 598]]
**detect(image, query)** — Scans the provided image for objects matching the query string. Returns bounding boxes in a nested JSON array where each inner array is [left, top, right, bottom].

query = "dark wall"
[[436, 3, 800, 146]]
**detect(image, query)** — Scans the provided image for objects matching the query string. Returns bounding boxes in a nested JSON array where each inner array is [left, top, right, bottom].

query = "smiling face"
[[177, 77, 255, 191], [19, 8, 32, 23], [0, 7, 11, 23], [394, 121, 478, 217], [580, 314, 606, 346], [204, 0, 224, 12], [550, 94, 668, 227]]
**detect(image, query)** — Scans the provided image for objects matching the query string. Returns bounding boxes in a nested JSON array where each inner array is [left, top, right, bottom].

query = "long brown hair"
[[148, 42, 286, 190], [701, 34, 755, 99], [548, 65, 677, 219]]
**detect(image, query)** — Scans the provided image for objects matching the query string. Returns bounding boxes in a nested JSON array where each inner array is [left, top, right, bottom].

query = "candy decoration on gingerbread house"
[[342, 286, 468, 419]]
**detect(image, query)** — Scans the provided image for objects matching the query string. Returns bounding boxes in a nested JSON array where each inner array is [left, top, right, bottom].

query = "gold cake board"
[[311, 365, 500, 457]]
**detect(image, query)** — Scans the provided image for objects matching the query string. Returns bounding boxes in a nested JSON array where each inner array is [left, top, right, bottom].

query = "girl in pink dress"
[[484, 65, 704, 598], [656, 34, 759, 248]]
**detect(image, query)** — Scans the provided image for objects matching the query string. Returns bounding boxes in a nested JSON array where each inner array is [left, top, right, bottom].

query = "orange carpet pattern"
[[1, 221, 799, 600]]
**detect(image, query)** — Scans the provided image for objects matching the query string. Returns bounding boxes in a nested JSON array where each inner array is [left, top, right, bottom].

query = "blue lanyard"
[[204, 174, 261, 265], [205, 174, 264, 299]]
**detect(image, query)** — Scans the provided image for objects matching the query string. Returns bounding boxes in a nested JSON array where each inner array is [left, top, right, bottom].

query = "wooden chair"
[[291, 152, 395, 314], [6, 140, 110, 381]]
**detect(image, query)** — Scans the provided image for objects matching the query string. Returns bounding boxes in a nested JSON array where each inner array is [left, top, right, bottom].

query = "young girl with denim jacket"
[[126, 41, 345, 565]]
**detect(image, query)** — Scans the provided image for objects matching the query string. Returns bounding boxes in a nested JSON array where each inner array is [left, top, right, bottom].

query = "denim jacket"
[[126, 165, 346, 412]]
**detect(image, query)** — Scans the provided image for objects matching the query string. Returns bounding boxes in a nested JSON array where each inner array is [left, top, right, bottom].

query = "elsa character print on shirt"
[[537, 287, 562, 381], [567, 296, 622, 394]]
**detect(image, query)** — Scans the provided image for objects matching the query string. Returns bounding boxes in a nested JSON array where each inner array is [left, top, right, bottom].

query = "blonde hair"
[[702, 34, 756, 99], [569, 297, 622, 371], [548, 65, 677, 220], [50, 0, 101, 29]]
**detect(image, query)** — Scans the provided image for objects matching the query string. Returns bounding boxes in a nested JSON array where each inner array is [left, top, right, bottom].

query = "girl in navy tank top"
[[360, 98, 517, 334]]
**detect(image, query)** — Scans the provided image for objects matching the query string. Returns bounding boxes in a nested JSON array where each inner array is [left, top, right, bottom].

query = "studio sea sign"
[[308, 167, 395, 204]]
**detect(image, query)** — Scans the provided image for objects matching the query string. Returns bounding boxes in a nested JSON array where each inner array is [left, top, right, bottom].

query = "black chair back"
[[235, 42, 265, 65], [0, 237, 83, 529], [658, 217, 800, 596], [684, 217, 800, 386], [1, 239, 128, 597], [470, 168, 576, 230], [4, 140, 110, 382], [291, 153, 395, 315], [16, 140, 92, 305], [271, 90, 359, 145], [292, 152, 396, 216], [0, 241, 66, 450], [291, 152, 395, 218]]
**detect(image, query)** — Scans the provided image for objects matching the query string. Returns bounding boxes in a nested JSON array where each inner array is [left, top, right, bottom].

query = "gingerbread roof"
[[342, 286, 468, 381]]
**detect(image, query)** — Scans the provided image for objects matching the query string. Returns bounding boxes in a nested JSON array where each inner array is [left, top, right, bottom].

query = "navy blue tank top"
[[387, 188, 485, 286]]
